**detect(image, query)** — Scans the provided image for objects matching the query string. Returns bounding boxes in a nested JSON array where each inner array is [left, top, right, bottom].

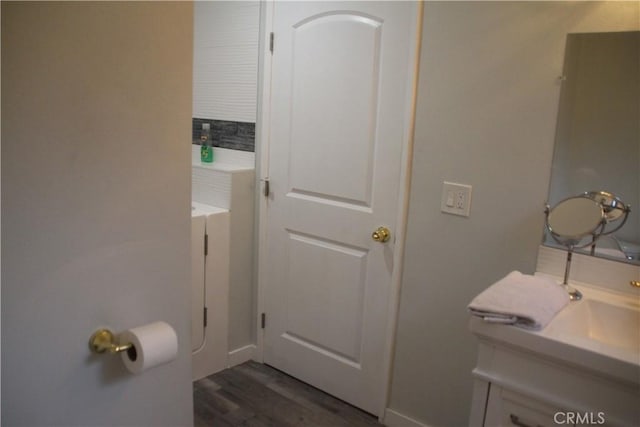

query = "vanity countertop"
[[192, 161, 254, 172], [470, 279, 640, 387]]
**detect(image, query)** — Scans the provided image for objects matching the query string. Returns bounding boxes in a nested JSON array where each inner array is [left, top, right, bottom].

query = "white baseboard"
[[227, 344, 257, 368], [383, 408, 431, 427]]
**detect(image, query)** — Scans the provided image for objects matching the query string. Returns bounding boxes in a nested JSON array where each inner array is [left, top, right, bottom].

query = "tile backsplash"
[[192, 118, 255, 152]]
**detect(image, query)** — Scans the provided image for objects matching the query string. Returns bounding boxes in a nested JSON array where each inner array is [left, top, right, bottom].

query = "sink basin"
[[535, 282, 640, 369], [546, 297, 640, 352]]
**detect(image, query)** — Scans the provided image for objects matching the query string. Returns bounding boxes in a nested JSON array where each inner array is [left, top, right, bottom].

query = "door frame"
[[253, 1, 424, 418]]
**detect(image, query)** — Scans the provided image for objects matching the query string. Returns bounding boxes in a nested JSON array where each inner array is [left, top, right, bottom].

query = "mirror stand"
[[561, 248, 582, 301]]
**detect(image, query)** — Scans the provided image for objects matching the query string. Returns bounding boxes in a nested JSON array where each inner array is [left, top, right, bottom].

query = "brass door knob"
[[372, 226, 391, 243]]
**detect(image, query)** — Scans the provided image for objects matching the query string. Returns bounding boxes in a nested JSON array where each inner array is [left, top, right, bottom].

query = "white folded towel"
[[468, 271, 569, 330]]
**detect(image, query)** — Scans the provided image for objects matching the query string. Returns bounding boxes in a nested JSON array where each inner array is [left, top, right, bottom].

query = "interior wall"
[[1, 2, 194, 425], [193, 1, 260, 123], [388, 2, 640, 426]]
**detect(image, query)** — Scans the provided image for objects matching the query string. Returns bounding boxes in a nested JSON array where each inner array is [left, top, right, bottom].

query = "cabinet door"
[[485, 387, 573, 427], [191, 215, 206, 352]]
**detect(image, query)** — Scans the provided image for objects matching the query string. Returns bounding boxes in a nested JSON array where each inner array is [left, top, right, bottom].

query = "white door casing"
[[262, 1, 418, 415]]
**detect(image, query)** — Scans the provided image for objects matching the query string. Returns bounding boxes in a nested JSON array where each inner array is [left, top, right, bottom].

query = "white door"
[[1, 2, 194, 425], [263, 1, 417, 415]]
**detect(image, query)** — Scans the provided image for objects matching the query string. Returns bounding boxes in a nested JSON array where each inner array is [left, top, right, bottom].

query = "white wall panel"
[[193, 1, 259, 123]]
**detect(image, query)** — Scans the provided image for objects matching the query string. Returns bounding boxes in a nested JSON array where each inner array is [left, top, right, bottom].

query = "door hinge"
[[204, 307, 208, 328], [261, 313, 266, 329], [269, 32, 274, 54], [204, 234, 208, 256], [263, 178, 270, 197]]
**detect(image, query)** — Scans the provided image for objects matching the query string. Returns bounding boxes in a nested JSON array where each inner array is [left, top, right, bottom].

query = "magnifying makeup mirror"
[[546, 197, 605, 246], [545, 190, 632, 300], [545, 195, 606, 300]]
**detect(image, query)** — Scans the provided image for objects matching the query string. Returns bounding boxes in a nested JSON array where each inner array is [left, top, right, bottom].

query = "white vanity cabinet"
[[481, 384, 573, 427], [191, 203, 231, 381], [469, 316, 640, 427], [192, 146, 256, 357]]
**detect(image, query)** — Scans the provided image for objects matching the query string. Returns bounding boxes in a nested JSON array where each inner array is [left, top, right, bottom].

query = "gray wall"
[[2, 2, 194, 425], [388, 2, 640, 426]]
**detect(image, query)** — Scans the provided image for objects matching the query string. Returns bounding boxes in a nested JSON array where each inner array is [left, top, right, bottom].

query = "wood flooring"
[[193, 361, 384, 427]]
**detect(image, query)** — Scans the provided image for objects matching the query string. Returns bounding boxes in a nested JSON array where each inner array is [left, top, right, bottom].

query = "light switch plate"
[[441, 181, 472, 217]]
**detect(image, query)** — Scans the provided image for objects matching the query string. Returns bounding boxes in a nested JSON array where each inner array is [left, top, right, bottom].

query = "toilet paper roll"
[[120, 321, 178, 374]]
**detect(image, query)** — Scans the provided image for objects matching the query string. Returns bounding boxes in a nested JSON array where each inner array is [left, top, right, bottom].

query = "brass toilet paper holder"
[[89, 329, 133, 354]]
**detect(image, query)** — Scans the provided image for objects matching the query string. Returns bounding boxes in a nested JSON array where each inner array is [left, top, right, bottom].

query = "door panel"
[[264, 1, 416, 415], [286, 231, 367, 363], [289, 12, 382, 205]]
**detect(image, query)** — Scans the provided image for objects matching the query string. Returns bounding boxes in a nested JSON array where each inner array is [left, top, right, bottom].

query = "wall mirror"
[[544, 31, 639, 265]]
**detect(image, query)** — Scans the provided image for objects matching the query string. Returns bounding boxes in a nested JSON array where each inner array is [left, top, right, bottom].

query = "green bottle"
[[200, 123, 213, 163], [201, 143, 213, 163]]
